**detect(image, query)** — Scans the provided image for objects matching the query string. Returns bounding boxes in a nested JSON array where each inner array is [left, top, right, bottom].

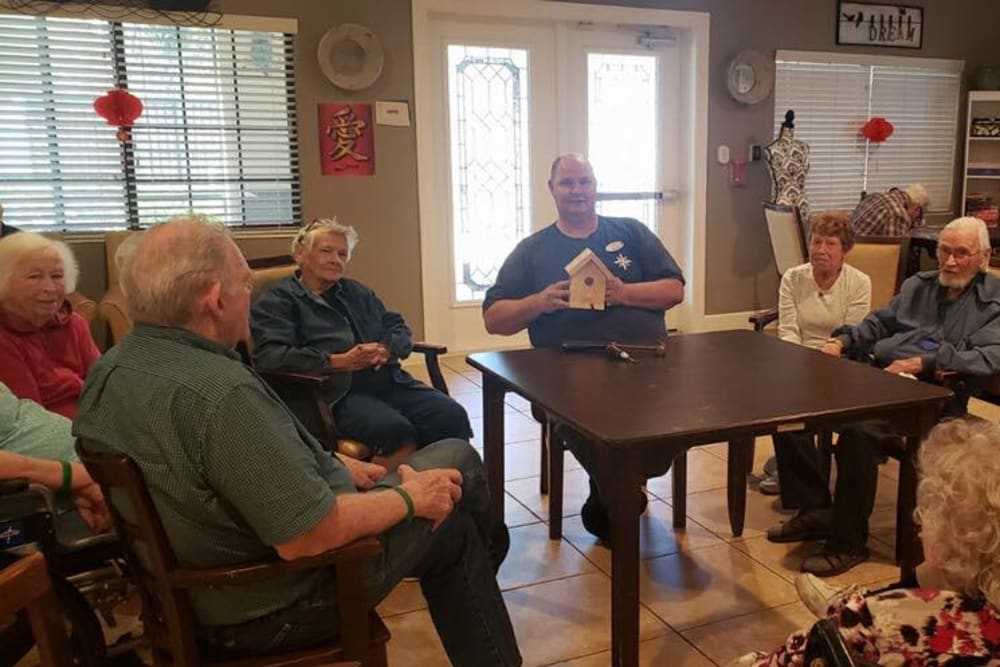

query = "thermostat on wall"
[[375, 100, 410, 127]]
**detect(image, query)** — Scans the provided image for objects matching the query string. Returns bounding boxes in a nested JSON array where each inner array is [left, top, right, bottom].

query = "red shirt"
[[0, 301, 100, 419]]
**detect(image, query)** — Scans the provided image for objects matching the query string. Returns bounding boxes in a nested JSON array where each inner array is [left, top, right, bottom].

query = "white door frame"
[[412, 0, 711, 349]]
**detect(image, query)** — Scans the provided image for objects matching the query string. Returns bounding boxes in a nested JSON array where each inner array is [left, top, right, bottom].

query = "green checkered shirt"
[[73, 324, 356, 626]]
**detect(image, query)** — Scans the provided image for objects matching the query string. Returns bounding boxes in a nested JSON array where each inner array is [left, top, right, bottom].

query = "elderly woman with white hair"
[[250, 218, 472, 469], [730, 418, 1000, 666], [0, 232, 100, 418]]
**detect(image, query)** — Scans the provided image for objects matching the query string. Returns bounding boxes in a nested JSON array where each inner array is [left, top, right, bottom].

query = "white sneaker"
[[795, 572, 847, 618], [724, 652, 761, 667]]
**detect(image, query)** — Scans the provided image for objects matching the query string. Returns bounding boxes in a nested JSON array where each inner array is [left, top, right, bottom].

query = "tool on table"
[[562, 340, 666, 363]]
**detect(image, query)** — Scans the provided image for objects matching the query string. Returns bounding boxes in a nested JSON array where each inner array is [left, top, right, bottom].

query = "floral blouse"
[[749, 588, 1000, 666]]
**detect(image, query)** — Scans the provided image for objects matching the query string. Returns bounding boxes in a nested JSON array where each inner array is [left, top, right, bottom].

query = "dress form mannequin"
[[765, 110, 811, 220]]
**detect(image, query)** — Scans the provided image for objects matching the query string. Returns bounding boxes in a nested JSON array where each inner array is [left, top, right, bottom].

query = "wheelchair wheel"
[[49, 571, 108, 667]]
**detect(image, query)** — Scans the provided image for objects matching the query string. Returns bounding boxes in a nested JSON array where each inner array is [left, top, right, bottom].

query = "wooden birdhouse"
[[565, 248, 614, 310]]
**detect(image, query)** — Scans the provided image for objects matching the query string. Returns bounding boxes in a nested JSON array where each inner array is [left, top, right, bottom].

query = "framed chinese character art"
[[837, 2, 923, 49], [318, 102, 375, 175]]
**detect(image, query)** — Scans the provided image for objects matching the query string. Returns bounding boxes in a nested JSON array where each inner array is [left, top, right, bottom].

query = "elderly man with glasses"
[[251, 218, 472, 470], [766, 216, 1000, 577]]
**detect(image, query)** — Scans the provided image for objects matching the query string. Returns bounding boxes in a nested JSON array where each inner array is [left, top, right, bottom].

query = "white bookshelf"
[[962, 91, 1000, 213]]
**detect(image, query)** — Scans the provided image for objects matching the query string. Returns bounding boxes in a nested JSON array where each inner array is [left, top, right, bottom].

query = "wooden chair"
[[0, 552, 74, 667], [764, 201, 808, 275], [749, 203, 809, 333], [75, 440, 388, 667], [245, 257, 451, 459]]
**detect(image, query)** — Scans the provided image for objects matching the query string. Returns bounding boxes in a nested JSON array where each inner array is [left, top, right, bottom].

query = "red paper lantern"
[[861, 117, 894, 143], [93, 88, 143, 141]]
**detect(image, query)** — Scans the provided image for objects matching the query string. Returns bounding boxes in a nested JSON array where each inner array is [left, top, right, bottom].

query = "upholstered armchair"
[[244, 257, 450, 460], [98, 231, 141, 344]]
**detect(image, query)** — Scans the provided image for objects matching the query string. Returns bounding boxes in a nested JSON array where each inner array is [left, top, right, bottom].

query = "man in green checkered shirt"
[[73, 216, 521, 666]]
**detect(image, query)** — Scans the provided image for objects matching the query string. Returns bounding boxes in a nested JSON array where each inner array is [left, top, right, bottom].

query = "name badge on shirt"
[[918, 338, 940, 351]]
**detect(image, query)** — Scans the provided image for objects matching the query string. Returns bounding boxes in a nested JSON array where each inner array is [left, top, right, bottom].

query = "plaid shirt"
[[849, 189, 914, 236]]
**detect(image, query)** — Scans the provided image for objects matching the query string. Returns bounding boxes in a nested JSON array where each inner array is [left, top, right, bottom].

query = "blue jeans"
[[201, 439, 521, 667]]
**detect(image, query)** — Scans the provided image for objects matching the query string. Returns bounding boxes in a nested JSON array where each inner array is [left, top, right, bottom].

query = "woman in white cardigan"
[[778, 211, 872, 349], [763, 211, 872, 503]]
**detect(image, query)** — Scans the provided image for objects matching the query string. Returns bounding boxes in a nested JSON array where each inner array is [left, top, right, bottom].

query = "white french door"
[[415, 3, 703, 350], [565, 28, 688, 331], [418, 20, 557, 351]]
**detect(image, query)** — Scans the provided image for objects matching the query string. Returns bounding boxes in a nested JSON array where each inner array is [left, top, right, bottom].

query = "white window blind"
[[774, 51, 961, 214], [0, 13, 300, 231]]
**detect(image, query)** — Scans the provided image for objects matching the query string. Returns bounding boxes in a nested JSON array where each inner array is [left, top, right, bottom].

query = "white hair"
[[917, 419, 1000, 607], [0, 231, 79, 301], [122, 214, 234, 327], [943, 216, 991, 271], [904, 183, 930, 210], [291, 218, 359, 259]]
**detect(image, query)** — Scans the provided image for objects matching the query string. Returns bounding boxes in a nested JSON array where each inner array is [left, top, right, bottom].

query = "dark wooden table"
[[467, 330, 953, 667]]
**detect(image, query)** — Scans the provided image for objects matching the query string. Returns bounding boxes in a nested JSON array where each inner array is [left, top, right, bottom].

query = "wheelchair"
[[0, 477, 142, 666]]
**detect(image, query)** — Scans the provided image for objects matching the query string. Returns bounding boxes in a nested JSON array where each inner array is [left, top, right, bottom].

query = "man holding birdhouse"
[[483, 153, 685, 542]]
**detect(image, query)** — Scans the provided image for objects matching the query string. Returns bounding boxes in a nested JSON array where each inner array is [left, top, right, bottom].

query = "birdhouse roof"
[[564, 248, 614, 278]]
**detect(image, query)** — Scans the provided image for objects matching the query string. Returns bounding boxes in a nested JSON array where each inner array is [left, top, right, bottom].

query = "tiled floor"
[[21, 355, 999, 667], [378, 354, 1000, 666]]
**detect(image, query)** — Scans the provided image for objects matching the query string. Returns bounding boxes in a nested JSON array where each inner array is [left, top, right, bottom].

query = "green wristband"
[[390, 486, 414, 523], [58, 461, 72, 498]]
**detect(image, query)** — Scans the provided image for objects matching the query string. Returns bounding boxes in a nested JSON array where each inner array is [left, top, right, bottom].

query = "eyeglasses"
[[936, 245, 979, 260]]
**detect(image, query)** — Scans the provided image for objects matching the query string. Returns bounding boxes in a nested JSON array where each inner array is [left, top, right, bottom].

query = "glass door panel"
[[446, 45, 532, 302]]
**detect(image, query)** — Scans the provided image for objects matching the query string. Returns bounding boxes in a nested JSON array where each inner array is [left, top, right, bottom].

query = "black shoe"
[[766, 509, 831, 543], [580, 491, 649, 543], [801, 546, 869, 577]]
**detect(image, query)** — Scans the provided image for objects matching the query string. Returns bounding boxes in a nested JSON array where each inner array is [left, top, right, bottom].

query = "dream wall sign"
[[837, 2, 923, 49], [318, 103, 375, 176]]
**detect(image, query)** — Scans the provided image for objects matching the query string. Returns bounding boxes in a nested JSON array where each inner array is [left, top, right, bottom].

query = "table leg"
[[607, 449, 643, 667], [897, 406, 938, 578], [548, 427, 564, 540], [482, 375, 507, 522], [727, 438, 752, 538], [671, 451, 687, 530]]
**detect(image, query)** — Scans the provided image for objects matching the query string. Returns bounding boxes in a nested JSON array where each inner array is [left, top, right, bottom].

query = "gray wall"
[[68, 0, 1000, 343], [562, 0, 998, 313]]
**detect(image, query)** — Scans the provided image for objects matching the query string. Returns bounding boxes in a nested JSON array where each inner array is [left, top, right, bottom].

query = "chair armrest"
[[413, 342, 448, 355], [748, 309, 778, 332], [166, 536, 382, 588], [0, 478, 29, 496], [933, 369, 959, 387], [412, 341, 449, 394], [258, 369, 337, 386]]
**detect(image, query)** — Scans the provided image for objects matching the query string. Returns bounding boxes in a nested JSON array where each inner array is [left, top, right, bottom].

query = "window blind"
[[0, 13, 300, 231], [773, 52, 961, 214]]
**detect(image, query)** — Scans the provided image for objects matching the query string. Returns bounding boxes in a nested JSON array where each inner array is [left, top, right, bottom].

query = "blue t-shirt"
[[482, 216, 685, 347]]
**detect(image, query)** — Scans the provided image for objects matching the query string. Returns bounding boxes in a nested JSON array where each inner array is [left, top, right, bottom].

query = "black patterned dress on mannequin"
[[765, 110, 811, 222]]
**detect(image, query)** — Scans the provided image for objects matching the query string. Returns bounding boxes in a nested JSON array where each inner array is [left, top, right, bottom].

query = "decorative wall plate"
[[727, 49, 773, 105], [318, 23, 384, 91]]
